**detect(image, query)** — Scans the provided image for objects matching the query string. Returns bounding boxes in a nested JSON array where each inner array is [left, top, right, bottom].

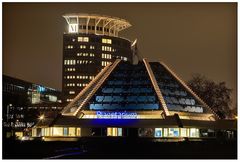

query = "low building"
[[32, 59, 237, 141], [3, 75, 63, 139]]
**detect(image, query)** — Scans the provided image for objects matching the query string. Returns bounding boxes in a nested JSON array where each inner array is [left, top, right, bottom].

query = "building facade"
[[3, 75, 63, 139], [62, 13, 134, 103], [33, 59, 236, 141]]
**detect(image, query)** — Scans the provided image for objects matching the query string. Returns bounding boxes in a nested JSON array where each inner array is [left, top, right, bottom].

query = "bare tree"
[[187, 74, 235, 119]]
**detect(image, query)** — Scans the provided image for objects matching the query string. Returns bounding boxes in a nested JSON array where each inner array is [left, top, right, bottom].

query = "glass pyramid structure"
[[32, 58, 238, 140], [61, 58, 219, 121]]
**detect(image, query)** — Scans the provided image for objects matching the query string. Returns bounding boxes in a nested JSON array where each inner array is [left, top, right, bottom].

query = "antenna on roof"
[[131, 39, 142, 64]]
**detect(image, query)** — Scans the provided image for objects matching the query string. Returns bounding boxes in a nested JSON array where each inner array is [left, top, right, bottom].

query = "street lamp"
[[39, 115, 45, 120]]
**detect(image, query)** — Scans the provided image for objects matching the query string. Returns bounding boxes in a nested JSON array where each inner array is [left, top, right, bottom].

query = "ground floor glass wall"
[[107, 127, 122, 136], [32, 127, 233, 139], [139, 128, 200, 138], [32, 127, 81, 137]]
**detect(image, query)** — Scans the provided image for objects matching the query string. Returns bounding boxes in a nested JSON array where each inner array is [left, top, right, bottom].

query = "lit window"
[[83, 37, 89, 42], [107, 127, 122, 136], [67, 99, 73, 102], [102, 38, 112, 44], [102, 38, 106, 43], [45, 128, 50, 136], [69, 91, 75, 94], [78, 37, 83, 42], [64, 60, 76, 65], [63, 128, 68, 136], [180, 128, 189, 137], [107, 39, 112, 44], [102, 53, 111, 59], [190, 128, 199, 137], [80, 45, 86, 49], [101, 61, 111, 67], [32, 129, 37, 137], [168, 128, 179, 137], [52, 127, 63, 136], [69, 127, 76, 136], [78, 37, 89, 42], [163, 128, 168, 137], [76, 128, 81, 136], [154, 128, 162, 137], [67, 45, 73, 49]]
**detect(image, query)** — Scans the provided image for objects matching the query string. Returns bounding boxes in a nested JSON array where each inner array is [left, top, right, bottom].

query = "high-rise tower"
[[62, 13, 133, 103]]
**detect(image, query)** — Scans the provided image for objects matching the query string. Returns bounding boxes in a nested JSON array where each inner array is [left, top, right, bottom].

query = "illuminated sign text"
[[96, 111, 138, 119]]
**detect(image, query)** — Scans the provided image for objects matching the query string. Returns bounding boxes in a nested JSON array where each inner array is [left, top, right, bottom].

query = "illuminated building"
[[2, 75, 63, 139], [62, 13, 133, 103], [32, 59, 236, 141]]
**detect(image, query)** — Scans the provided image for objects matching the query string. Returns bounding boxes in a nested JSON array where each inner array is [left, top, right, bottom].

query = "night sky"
[[3, 3, 237, 108]]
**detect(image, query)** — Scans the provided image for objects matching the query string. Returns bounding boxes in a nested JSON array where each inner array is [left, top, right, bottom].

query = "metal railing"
[[61, 63, 113, 116], [74, 59, 121, 117], [143, 58, 170, 116]]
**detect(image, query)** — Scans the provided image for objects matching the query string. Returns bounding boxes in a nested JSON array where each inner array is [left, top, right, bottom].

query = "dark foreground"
[[3, 137, 237, 159]]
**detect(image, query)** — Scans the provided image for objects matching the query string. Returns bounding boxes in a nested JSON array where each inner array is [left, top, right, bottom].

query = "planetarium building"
[[32, 59, 236, 141]]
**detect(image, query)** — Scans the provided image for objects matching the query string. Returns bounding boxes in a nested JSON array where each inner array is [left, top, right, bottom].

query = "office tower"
[[62, 13, 133, 103]]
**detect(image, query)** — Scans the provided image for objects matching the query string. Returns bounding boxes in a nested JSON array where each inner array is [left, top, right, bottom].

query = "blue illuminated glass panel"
[[87, 62, 161, 111], [117, 128, 122, 136], [155, 128, 162, 137], [150, 62, 205, 113], [63, 127, 68, 136]]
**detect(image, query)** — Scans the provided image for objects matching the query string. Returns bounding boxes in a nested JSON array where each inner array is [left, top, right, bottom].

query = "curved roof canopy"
[[63, 13, 131, 37]]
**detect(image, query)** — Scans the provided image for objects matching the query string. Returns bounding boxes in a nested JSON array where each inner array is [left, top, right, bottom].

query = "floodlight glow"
[[39, 115, 45, 120]]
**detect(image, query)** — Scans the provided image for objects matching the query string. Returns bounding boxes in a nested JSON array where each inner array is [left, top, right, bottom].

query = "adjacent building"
[[3, 75, 63, 139], [32, 59, 236, 141], [62, 13, 134, 103]]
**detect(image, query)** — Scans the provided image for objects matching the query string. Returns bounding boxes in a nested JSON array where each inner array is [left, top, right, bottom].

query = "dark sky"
[[3, 3, 237, 108]]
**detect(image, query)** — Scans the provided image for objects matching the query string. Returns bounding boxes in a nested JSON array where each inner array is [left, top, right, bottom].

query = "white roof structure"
[[63, 13, 132, 37]]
